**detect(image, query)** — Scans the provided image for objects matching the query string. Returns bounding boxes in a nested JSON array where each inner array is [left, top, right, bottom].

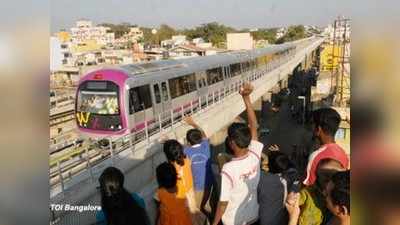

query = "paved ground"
[[259, 95, 314, 157]]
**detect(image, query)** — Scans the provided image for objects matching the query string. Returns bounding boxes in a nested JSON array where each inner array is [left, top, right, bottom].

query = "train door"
[[223, 66, 231, 94], [151, 81, 171, 117], [196, 71, 208, 107], [160, 81, 172, 113], [128, 85, 153, 133], [196, 71, 208, 96]]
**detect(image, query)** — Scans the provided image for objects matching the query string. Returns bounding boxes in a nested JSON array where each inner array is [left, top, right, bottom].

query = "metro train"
[[75, 39, 309, 144]]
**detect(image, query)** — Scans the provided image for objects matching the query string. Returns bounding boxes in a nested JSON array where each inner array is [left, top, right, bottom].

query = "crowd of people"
[[95, 83, 350, 225]]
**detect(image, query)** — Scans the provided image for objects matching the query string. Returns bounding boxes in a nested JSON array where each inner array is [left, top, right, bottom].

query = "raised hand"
[[239, 83, 253, 97], [268, 144, 280, 151], [184, 116, 196, 127]]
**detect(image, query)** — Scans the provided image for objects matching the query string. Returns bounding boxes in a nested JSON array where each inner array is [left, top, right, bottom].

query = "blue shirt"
[[96, 192, 147, 225], [184, 139, 213, 191]]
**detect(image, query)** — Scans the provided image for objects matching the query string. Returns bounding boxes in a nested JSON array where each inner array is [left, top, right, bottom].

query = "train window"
[[161, 82, 169, 101], [206, 67, 223, 85], [153, 84, 161, 104], [169, 73, 197, 99], [229, 63, 241, 77], [256, 56, 265, 67], [129, 85, 152, 114], [241, 61, 251, 72]]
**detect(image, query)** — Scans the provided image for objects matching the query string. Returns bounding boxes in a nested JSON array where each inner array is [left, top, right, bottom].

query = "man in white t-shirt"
[[212, 83, 264, 225]]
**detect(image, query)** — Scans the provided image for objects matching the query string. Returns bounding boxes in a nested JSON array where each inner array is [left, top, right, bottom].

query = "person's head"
[[186, 128, 202, 146], [312, 108, 341, 144], [325, 170, 350, 219], [163, 139, 185, 166], [99, 167, 147, 225], [316, 159, 346, 190], [99, 167, 124, 199], [227, 122, 251, 154], [268, 151, 291, 174], [156, 162, 177, 189], [224, 136, 234, 155]]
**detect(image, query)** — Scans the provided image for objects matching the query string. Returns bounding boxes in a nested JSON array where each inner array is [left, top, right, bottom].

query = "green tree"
[[141, 24, 177, 45], [181, 22, 236, 48], [99, 23, 131, 39], [276, 25, 307, 44], [250, 28, 278, 44]]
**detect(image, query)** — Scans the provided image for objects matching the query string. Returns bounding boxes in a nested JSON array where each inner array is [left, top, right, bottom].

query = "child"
[[184, 116, 214, 219], [325, 170, 350, 225], [163, 139, 207, 225], [155, 162, 193, 225], [258, 152, 288, 225], [298, 158, 347, 225], [163, 139, 195, 200], [97, 167, 149, 225]]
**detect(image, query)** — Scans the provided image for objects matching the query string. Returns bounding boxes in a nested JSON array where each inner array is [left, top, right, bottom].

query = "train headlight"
[[110, 125, 114, 129], [118, 125, 122, 130]]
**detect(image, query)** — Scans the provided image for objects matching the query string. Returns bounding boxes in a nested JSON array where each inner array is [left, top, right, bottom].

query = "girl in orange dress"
[[163, 139, 195, 200], [155, 162, 193, 225]]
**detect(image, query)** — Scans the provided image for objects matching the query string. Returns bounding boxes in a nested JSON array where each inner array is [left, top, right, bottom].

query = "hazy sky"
[[51, 0, 374, 32]]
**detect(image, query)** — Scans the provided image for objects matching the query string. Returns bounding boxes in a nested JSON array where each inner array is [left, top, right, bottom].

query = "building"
[[70, 19, 113, 46], [161, 35, 188, 49], [323, 19, 350, 45], [192, 37, 205, 45], [226, 33, 254, 50], [168, 44, 206, 59], [128, 27, 144, 42], [50, 36, 74, 70], [255, 40, 269, 48], [319, 43, 344, 72], [56, 31, 71, 42], [276, 27, 287, 39]]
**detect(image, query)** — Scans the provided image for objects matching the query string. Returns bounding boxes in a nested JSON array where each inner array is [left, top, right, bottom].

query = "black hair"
[[330, 170, 350, 213], [186, 128, 202, 145], [99, 167, 148, 225], [224, 136, 234, 155], [268, 151, 291, 174], [227, 122, 251, 149], [312, 108, 341, 137], [163, 139, 185, 166], [156, 162, 178, 189], [316, 159, 344, 190]]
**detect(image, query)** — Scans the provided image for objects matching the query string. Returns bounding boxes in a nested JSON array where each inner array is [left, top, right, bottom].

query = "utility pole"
[[339, 18, 350, 106], [330, 19, 337, 94], [331, 16, 350, 107]]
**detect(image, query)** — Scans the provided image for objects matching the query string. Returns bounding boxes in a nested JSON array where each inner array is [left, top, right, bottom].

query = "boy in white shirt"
[[212, 83, 264, 225]]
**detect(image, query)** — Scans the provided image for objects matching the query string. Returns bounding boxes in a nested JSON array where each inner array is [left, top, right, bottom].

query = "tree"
[[141, 24, 177, 45], [276, 25, 307, 44], [181, 22, 236, 48], [99, 23, 131, 39], [250, 28, 278, 44]]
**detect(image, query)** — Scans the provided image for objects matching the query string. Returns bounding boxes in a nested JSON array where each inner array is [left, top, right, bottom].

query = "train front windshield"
[[76, 81, 123, 131]]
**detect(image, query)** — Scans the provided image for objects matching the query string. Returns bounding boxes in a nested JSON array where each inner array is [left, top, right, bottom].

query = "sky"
[[50, 0, 380, 32]]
